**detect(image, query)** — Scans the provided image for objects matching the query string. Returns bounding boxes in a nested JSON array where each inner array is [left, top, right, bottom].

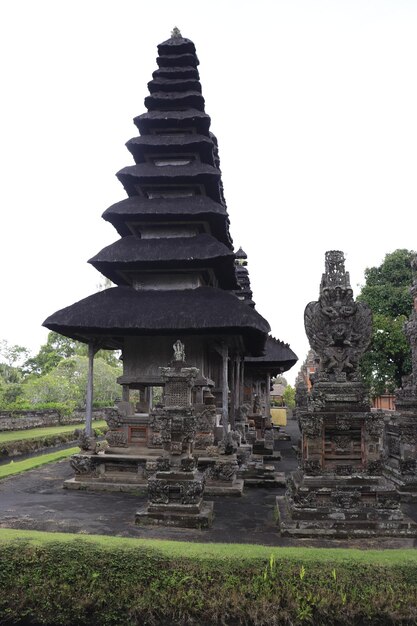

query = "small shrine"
[[278, 251, 417, 537], [384, 254, 417, 499], [136, 341, 213, 528]]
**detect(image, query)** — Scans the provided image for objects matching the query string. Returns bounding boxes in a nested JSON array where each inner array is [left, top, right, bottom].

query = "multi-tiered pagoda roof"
[[44, 31, 270, 355]]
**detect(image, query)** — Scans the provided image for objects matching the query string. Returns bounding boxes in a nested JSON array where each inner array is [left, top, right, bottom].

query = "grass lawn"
[[0, 420, 107, 444], [1, 527, 416, 564], [0, 446, 80, 479]]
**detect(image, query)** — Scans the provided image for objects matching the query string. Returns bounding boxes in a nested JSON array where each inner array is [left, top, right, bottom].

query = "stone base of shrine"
[[135, 501, 214, 529], [239, 463, 286, 487], [276, 467, 417, 537], [384, 464, 417, 502], [276, 495, 417, 537]]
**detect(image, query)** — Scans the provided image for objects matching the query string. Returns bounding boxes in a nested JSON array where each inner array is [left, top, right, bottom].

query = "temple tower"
[[43, 30, 271, 450]]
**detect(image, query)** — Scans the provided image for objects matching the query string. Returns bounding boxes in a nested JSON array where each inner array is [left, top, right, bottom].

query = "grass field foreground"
[[0, 529, 417, 625], [0, 446, 80, 479]]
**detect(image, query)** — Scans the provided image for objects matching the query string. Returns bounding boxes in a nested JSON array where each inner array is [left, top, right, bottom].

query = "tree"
[[358, 249, 415, 396], [24, 331, 121, 376], [283, 384, 295, 409], [21, 355, 121, 407]]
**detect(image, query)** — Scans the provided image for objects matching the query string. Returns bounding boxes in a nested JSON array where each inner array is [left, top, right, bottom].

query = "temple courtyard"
[[1, 420, 417, 550]]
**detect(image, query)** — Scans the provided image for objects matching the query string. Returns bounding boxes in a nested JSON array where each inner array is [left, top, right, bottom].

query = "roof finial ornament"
[[171, 26, 182, 39]]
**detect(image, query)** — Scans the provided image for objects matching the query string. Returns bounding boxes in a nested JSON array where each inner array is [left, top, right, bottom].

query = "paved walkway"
[[1, 420, 417, 549]]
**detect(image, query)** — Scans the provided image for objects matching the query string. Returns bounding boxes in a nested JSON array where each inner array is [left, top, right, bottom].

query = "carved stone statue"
[[304, 251, 372, 382], [173, 339, 186, 363]]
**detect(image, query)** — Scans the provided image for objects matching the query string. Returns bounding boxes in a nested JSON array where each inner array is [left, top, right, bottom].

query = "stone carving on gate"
[[304, 251, 372, 382], [299, 414, 323, 439]]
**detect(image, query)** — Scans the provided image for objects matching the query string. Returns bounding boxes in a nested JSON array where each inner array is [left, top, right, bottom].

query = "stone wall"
[[0, 408, 107, 432]]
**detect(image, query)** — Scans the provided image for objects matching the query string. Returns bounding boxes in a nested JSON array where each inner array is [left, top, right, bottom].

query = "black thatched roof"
[[116, 163, 221, 202], [101, 196, 233, 247], [148, 78, 202, 94], [145, 91, 205, 112], [43, 286, 270, 355], [157, 53, 198, 69], [134, 109, 211, 135], [245, 336, 298, 374], [235, 247, 248, 260], [88, 234, 238, 289], [152, 66, 199, 80], [126, 134, 214, 165], [157, 35, 196, 56]]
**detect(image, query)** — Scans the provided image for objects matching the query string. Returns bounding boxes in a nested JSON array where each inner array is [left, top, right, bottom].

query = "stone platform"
[[136, 501, 214, 529]]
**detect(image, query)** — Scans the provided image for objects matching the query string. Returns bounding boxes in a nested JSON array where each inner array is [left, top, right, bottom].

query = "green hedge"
[[0, 531, 417, 625]]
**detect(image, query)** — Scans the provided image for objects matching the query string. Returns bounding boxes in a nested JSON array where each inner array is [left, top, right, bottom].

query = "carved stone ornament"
[[70, 454, 96, 475], [173, 339, 186, 363], [335, 464, 353, 475], [336, 416, 351, 431], [364, 415, 385, 440], [194, 433, 214, 449], [207, 459, 238, 482], [304, 251, 372, 381], [148, 478, 170, 504], [399, 459, 417, 475], [195, 406, 216, 431], [299, 413, 323, 439], [367, 460, 383, 475], [334, 435, 351, 450], [181, 478, 205, 504], [303, 459, 321, 475], [387, 435, 400, 456], [144, 460, 158, 478], [77, 431, 95, 451], [331, 489, 361, 508], [399, 424, 417, 444], [106, 430, 128, 447], [104, 408, 122, 430]]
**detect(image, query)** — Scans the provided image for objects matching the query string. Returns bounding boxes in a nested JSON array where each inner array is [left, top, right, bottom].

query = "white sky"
[[1, 0, 417, 384]]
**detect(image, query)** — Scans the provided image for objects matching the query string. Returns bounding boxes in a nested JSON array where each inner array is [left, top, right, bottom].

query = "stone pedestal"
[[136, 342, 213, 528], [384, 387, 417, 500], [384, 262, 417, 500], [279, 251, 417, 537]]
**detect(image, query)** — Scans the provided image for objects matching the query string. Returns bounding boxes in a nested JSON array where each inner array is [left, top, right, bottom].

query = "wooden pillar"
[[122, 385, 130, 402], [240, 358, 245, 404], [229, 357, 236, 428], [266, 373, 271, 415], [221, 345, 229, 437], [85, 342, 96, 437], [235, 357, 241, 413]]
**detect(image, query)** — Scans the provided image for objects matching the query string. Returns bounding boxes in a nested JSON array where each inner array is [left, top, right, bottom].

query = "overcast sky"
[[1, 0, 416, 383]]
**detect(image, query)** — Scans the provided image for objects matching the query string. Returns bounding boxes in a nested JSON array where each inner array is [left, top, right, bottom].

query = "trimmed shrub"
[[0, 537, 417, 625]]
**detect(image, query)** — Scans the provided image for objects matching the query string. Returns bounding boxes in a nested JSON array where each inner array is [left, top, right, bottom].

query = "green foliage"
[[15, 356, 120, 410], [358, 249, 415, 396], [282, 384, 295, 408], [0, 536, 417, 625]]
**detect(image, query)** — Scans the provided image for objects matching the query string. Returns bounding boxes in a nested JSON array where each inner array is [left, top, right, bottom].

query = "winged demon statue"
[[304, 251, 372, 381]]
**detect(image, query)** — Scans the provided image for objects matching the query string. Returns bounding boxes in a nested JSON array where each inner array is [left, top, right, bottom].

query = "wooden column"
[[235, 357, 241, 413], [122, 385, 130, 402], [265, 373, 271, 424], [221, 345, 229, 437], [240, 358, 245, 404], [229, 357, 236, 428], [85, 341, 97, 437]]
